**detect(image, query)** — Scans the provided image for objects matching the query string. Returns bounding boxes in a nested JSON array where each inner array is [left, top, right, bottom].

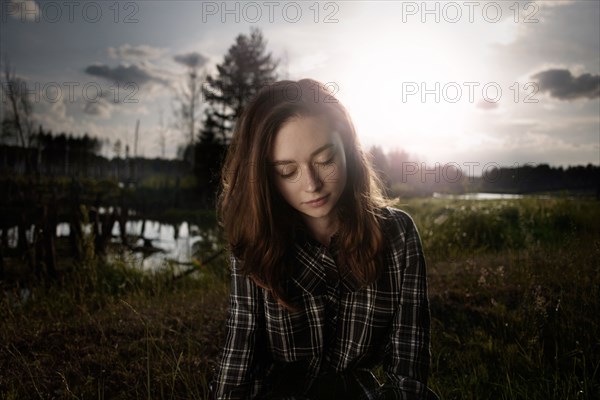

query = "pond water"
[[433, 192, 525, 200], [2, 192, 545, 272], [55, 220, 221, 272]]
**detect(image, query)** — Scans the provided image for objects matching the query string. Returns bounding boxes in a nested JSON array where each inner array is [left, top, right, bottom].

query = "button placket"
[[321, 247, 342, 370]]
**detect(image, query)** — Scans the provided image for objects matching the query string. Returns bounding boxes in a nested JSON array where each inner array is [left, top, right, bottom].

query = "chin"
[[300, 204, 335, 219]]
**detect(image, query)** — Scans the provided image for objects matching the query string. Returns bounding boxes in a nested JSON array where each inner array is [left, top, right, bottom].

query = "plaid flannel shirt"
[[213, 207, 436, 399]]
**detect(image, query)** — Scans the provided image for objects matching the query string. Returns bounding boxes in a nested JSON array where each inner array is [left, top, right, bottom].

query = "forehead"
[[270, 115, 340, 159]]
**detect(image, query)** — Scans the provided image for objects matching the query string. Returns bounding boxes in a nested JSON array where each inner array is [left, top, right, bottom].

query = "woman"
[[212, 79, 438, 399]]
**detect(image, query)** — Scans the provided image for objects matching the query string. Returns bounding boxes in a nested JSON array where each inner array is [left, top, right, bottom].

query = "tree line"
[[1, 28, 598, 201], [368, 146, 599, 197]]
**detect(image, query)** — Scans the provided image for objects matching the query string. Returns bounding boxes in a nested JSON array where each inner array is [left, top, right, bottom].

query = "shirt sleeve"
[[212, 254, 267, 400], [380, 211, 435, 400]]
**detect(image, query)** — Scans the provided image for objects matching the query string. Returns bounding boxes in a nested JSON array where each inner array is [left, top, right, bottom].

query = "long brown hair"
[[218, 79, 391, 309]]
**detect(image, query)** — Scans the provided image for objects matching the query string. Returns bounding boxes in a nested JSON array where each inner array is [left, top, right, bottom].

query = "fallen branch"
[[170, 248, 225, 282]]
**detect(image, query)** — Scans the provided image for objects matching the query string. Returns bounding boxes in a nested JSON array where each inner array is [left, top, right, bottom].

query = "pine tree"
[[200, 27, 279, 145], [193, 28, 279, 206]]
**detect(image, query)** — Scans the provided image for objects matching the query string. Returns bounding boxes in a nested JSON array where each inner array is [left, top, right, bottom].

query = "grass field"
[[402, 197, 600, 399], [1, 197, 599, 399]]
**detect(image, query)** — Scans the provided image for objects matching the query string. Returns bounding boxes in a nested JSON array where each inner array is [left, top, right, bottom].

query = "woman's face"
[[270, 115, 347, 222]]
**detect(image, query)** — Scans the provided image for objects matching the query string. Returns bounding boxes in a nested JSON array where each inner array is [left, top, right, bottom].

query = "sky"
[[1, 0, 599, 173]]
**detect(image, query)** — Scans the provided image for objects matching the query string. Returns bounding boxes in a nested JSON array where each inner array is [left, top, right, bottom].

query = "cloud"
[[5, 0, 40, 22], [107, 44, 167, 61], [173, 52, 208, 69], [35, 98, 76, 135], [488, 2, 599, 80], [84, 63, 169, 87], [83, 99, 111, 119], [531, 68, 600, 100], [48, 97, 67, 120], [536, 0, 576, 8]]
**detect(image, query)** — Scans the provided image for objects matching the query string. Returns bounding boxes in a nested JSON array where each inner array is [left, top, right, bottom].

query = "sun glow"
[[332, 13, 516, 164], [337, 41, 481, 162]]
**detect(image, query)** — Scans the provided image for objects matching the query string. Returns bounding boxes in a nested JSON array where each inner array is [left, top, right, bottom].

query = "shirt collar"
[[290, 229, 363, 295]]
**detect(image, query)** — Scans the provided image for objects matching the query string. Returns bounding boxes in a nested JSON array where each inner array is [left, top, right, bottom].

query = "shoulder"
[[379, 206, 419, 236], [377, 206, 424, 258]]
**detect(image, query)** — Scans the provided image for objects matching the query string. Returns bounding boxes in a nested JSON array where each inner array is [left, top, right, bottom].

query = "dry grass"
[[1, 197, 599, 399]]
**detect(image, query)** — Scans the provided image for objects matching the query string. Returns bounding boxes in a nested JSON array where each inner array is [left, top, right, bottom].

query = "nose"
[[303, 163, 323, 192]]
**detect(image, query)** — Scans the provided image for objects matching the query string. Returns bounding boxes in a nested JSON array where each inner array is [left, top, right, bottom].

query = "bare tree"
[[1, 60, 36, 149], [157, 109, 169, 158], [172, 53, 207, 165]]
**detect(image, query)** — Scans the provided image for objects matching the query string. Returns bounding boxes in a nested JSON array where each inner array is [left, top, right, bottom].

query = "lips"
[[304, 194, 329, 205]]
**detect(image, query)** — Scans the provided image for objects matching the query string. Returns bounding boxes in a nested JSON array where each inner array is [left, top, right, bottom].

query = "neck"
[[302, 214, 339, 247]]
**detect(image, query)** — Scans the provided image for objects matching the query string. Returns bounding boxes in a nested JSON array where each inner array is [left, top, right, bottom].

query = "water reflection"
[[433, 192, 525, 200], [55, 219, 221, 272]]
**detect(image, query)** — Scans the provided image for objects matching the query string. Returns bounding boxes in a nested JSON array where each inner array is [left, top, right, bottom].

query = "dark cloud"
[[107, 44, 166, 60], [84, 64, 168, 87], [173, 52, 208, 69], [531, 69, 600, 100]]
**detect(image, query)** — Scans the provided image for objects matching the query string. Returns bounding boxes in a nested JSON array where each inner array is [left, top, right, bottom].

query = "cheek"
[[275, 179, 298, 204]]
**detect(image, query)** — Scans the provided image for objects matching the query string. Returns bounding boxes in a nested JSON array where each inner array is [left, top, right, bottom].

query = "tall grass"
[[1, 197, 598, 399], [0, 210, 230, 399], [399, 198, 600, 399]]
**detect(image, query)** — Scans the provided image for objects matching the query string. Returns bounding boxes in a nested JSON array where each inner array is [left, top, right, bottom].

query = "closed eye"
[[281, 170, 298, 178], [316, 157, 335, 166], [278, 165, 299, 178]]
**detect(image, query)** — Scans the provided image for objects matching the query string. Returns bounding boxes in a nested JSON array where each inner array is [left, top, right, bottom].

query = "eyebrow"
[[270, 143, 335, 166]]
